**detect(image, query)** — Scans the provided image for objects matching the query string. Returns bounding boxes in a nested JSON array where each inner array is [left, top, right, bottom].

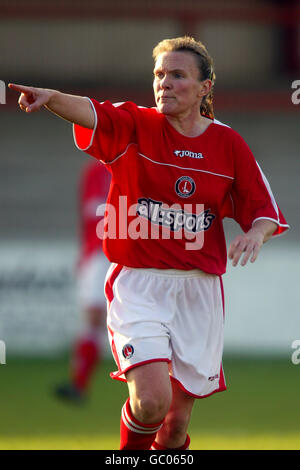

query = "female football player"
[[9, 36, 289, 450]]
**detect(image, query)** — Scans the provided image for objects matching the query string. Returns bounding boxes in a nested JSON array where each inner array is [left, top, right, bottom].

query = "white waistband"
[[125, 266, 214, 278]]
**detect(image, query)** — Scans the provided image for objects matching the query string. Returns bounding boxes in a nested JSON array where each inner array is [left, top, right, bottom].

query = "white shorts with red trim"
[[105, 264, 226, 398], [77, 251, 110, 309]]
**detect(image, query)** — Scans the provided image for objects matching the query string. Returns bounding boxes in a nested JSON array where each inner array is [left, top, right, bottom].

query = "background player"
[[55, 160, 111, 403]]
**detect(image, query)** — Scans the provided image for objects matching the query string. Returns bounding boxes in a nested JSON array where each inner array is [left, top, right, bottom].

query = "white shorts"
[[105, 264, 226, 398], [77, 252, 111, 309]]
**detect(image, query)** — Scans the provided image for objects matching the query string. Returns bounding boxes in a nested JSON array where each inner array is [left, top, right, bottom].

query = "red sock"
[[71, 336, 100, 391], [151, 434, 191, 450], [120, 398, 164, 450]]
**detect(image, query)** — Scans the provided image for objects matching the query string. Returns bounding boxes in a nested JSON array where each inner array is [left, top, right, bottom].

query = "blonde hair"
[[153, 36, 216, 119]]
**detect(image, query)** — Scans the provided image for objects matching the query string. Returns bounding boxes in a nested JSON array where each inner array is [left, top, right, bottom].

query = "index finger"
[[8, 83, 32, 94], [228, 237, 241, 259]]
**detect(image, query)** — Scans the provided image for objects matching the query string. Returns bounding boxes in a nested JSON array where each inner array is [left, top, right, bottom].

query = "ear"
[[197, 79, 212, 97]]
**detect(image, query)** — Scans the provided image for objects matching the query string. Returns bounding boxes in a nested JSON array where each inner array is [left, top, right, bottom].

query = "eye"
[[173, 72, 183, 79], [154, 71, 164, 79]]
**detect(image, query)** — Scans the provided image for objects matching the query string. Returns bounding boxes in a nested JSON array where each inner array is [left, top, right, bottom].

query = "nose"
[[160, 74, 172, 89]]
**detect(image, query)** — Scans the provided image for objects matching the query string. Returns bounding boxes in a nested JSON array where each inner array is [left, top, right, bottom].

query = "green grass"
[[0, 355, 299, 449]]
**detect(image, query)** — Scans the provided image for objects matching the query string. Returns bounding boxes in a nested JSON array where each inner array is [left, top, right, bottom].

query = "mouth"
[[158, 96, 174, 102]]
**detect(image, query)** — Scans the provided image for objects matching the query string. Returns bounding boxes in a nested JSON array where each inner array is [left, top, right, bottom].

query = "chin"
[[157, 102, 176, 115]]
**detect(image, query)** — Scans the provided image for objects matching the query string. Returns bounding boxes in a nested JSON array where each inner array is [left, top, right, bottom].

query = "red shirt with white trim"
[[73, 100, 289, 275], [78, 160, 111, 266]]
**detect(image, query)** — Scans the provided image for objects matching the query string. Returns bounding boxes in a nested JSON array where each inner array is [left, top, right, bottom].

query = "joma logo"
[[174, 150, 204, 159]]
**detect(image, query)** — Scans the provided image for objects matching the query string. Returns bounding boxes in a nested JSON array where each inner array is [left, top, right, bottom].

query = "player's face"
[[153, 51, 210, 118]]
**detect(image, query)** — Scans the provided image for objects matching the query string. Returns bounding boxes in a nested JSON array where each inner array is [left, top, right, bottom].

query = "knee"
[[131, 394, 171, 424], [126, 362, 172, 424], [162, 410, 190, 442]]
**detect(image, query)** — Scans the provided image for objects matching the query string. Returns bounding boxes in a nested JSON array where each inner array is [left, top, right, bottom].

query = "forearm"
[[9, 83, 95, 129], [45, 90, 95, 129], [251, 219, 277, 243]]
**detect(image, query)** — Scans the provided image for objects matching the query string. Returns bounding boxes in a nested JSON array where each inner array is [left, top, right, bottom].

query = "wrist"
[[251, 219, 277, 243], [45, 89, 59, 109]]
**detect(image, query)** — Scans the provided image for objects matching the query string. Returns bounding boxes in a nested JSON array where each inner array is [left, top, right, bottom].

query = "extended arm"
[[8, 83, 94, 129]]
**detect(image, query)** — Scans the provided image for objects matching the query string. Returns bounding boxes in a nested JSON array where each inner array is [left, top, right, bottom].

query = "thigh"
[[85, 305, 106, 328], [107, 267, 173, 381], [170, 274, 225, 398], [126, 361, 172, 423], [169, 378, 195, 417], [126, 361, 171, 402]]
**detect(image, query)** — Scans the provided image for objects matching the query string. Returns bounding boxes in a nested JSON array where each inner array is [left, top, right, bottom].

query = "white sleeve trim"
[[213, 118, 231, 128], [72, 97, 98, 151], [251, 217, 290, 237], [254, 162, 291, 235], [255, 162, 280, 220]]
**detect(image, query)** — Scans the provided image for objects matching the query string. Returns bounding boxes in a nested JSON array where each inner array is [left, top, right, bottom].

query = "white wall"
[[223, 242, 298, 356]]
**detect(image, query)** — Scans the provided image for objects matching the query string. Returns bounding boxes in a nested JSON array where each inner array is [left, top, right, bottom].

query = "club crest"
[[122, 344, 134, 359], [175, 176, 196, 198]]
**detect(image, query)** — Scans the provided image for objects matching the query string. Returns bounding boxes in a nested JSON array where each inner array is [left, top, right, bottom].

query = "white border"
[[252, 216, 290, 237], [107, 142, 234, 180], [72, 97, 97, 151]]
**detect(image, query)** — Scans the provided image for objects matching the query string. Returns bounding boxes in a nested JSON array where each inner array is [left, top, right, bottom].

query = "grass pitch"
[[0, 355, 299, 450]]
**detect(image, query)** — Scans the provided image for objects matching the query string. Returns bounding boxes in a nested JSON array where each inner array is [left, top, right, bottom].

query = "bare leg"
[[126, 361, 173, 424], [154, 378, 195, 448]]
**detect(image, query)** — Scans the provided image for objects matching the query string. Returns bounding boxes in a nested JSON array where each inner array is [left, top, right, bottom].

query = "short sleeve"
[[229, 132, 289, 237], [73, 99, 136, 163]]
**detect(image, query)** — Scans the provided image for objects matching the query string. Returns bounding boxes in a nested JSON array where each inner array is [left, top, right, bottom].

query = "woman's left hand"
[[228, 220, 277, 267]]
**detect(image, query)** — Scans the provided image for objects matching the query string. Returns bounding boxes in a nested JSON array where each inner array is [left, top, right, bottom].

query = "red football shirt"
[[73, 100, 289, 275], [78, 160, 111, 266]]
